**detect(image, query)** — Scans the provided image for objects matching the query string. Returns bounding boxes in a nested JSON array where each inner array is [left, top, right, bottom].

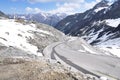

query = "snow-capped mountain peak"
[[93, 0, 109, 9], [93, 0, 110, 13]]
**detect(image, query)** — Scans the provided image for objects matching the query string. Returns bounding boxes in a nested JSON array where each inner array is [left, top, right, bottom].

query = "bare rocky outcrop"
[[0, 58, 90, 80]]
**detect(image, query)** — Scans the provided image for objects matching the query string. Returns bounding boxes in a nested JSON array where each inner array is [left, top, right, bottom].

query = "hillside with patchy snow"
[[0, 18, 64, 58]]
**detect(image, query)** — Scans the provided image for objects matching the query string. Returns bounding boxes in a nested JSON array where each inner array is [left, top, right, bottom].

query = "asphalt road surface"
[[43, 41, 120, 80]]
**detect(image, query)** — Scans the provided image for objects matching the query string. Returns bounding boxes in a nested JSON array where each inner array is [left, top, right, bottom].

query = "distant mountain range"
[[8, 13, 67, 26], [0, 11, 8, 18], [55, 0, 120, 57]]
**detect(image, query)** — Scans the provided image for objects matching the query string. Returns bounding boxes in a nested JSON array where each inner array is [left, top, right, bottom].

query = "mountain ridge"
[[8, 12, 67, 26]]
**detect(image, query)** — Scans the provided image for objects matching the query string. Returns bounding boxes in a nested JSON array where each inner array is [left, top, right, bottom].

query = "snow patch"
[[0, 19, 54, 56], [78, 49, 86, 53], [105, 18, 120, 27], [87, 28, 104, 44], [94, 7, 108, 13], [65, 22, 70, 26], [38, 29, 54, 36], [100, 76, 108, 80], [101, 47, 120, 57], [96, 38, 120, 57], [67, 36, 78, 42], [82, 44, 96, 54]]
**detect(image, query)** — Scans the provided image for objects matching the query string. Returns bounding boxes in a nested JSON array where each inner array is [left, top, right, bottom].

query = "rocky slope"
[[55, 0, 120, 57], [0, 57, 89, 80]]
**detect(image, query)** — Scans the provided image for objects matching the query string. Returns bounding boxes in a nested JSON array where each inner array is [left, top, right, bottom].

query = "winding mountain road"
[[43, 41, 120, 80]]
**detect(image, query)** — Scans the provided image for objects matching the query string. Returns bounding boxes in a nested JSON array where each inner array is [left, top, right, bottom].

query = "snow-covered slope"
[[105, 18, 120, 27], [0, 18, 64, 58], [0, 19, 40, 56], [96, 38, 120, 57]]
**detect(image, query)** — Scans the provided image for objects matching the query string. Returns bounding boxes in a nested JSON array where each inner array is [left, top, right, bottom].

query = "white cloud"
[[28, 0, 85, 3], [25, 7, 33, 12], [34, 8, 42, 13], [25, 7, 43, 13], [49, 3, 80, 14], [25, 3, 80, 14], [25, 0, 109, 14], [79, 0, 103, 13], [83, 1, 97, 10], [11, 0, 18, 1], [28, 0, 55, 3], [96, 0, 101, 2], [11, 0, 25, 1]]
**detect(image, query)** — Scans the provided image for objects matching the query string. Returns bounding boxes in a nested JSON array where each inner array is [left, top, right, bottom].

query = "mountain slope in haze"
[[0, 11, 8, 18], [8, 13, 67, 26], [55, 0, 120, 57]]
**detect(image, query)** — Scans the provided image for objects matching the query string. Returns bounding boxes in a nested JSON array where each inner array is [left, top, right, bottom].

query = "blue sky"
[[0, 0, 113, 14]]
